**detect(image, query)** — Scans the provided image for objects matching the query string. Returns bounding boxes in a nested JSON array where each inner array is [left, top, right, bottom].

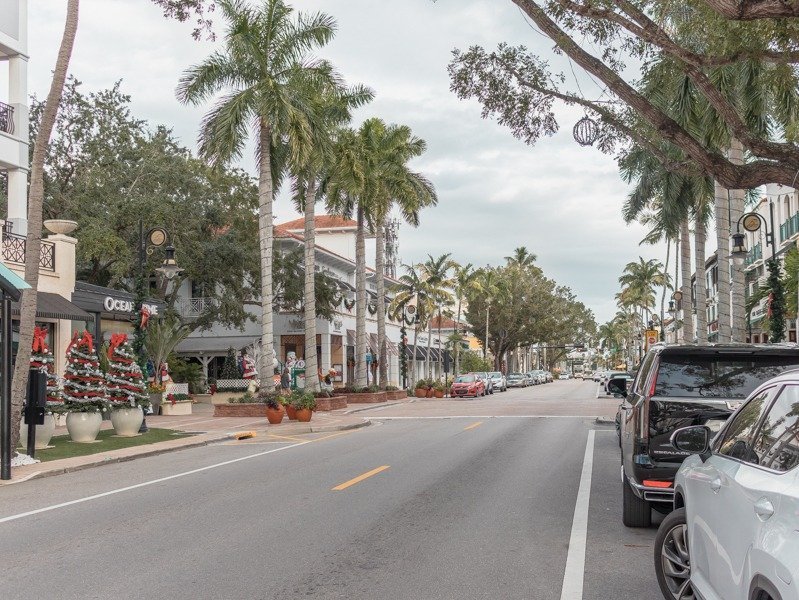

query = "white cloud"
[[25, 0, 668, 323]]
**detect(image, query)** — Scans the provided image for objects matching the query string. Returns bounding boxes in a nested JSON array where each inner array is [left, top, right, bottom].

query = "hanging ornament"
[[573, 116, 599, 146]]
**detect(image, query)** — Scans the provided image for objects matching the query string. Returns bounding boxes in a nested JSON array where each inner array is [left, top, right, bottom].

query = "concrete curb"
[[595, 417, 616, 425], [5, 418, 372, 484]]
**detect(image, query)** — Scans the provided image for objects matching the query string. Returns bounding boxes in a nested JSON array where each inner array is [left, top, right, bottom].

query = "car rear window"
[[655, 354, 799, 399]]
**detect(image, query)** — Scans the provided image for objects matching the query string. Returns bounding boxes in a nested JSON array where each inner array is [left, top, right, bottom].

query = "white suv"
[[655, 370, 799, 600]]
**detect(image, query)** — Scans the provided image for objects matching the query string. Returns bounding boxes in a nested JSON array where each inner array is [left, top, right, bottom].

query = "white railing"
[[165, 383, 189, 395], [181, 297, 216, 318], [215, 378, 251, 391]]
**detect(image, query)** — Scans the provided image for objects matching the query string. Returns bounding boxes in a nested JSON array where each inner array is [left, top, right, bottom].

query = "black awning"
[[12, 292, 93, 322]]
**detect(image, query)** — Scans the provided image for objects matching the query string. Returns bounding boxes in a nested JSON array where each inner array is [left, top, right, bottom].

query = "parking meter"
[[24, 369, 47, 458]]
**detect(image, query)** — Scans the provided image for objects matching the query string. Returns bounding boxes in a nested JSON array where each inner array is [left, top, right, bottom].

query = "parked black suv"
[[614, 343, 799, 527]]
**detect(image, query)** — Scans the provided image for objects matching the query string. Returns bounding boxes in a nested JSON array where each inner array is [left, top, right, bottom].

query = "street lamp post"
[[136, 220, 182, 433]]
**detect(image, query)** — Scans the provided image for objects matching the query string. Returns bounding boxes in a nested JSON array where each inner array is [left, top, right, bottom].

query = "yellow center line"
[[332, 465, 390, 491], [464, 421, 483, 431]]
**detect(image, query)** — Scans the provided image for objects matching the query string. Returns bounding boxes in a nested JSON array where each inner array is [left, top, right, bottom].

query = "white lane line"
[[366, 415, 606, 420], [560, 429, 595, 600], [0, 440, 309, 525]]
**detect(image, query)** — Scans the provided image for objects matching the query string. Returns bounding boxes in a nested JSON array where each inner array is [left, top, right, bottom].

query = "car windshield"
[[489, 372, 501, 378], [455, 375, 476, 383], [655, 354, 799, 399]]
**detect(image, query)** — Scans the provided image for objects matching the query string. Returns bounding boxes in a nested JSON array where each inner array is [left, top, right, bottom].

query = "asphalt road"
[[0, 380, 663, 599]]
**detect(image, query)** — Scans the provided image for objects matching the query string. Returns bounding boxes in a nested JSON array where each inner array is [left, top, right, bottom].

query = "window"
[[632, 351, 657, 395], [655, 354, 799, 399], [750, 385, 799, 472], [716, 387, 777, 461]]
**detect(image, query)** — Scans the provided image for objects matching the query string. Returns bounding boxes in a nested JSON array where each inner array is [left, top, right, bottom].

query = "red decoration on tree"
[[768, 292, 775, 318], [106, 333, 148, 409], [140, 306, 151, 330], [30, 326, 62, 409]]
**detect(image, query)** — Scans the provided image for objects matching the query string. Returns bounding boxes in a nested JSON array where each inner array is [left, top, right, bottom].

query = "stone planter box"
[[214, 403, 268, 417], [385, 390, 408, 401], [194, 393, 214, 405], [210, 392, 248, 405], [345, 391, 388, 404], [314, 396, 347, 411], [160, 399, 192, 416]]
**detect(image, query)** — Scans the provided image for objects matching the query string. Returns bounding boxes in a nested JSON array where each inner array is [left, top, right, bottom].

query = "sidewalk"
[[3, 404, 370, 485]]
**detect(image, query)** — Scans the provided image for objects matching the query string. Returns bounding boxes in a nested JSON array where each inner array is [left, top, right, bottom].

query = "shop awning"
[[11, 292, 93, 322], [176, 335, 260, 355]]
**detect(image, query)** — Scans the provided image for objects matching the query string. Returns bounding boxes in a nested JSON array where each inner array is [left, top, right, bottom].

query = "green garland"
[[768, 258, 786, 342]]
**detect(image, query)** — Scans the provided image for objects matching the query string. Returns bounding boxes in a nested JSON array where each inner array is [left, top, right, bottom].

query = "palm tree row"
[[179, 0, 437, 392]]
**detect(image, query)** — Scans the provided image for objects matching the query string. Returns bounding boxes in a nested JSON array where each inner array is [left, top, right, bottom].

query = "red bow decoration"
[[32, 327, 48, 353], [66, 330, 79, 354], [78, 330, 94, 353], [768, 292, 775, 319], [108, 333, 128, 359], [140, 306, 151, 330]]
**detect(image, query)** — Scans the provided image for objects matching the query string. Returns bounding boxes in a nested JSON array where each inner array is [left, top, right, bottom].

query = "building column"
[[274, 335, 281, 365], [320, 333, 331, 374], [198, 356, 212, 382], [7, 55, 29, 236]]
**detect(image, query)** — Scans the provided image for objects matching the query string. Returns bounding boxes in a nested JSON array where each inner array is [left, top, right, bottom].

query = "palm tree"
[[472, 267, 500, 365], [292, 82, 373, 393], [390, 263, 427, 386], [505, 247, 538, 270], [10, 0, 80, 454], [325, 119, 436, 388], [618, 257, 667, 325], [177, 0, 337, 392], [452, 263, 477, 376], [420, 253, 455, 379]]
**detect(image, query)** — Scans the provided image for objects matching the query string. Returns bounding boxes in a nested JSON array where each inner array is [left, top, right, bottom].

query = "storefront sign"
[[103, 296, 159, 316]]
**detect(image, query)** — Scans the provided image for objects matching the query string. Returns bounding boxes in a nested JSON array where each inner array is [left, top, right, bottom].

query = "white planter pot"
[[66, 412, 102, 443], [160, 400, 192, 416], [19, 413, 56, 449], [110, 407, 143, 437]]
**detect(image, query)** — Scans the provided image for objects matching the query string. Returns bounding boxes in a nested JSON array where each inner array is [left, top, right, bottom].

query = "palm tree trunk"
[[355, 205, 367, 388], [303, 178, 319, 393], [714, 180, 732, 342], [426, 319, 433, 379], [455, 296, 462, 376], [660, 239, 670, 341], [411, 325, 419, 386], [680, 218, 693, 342], [10, 0, 79, 453], [729, 140, 747, 342], [694, 215, 708, 343], [257, 122, 276, 393], [375, 218, 388, 389]]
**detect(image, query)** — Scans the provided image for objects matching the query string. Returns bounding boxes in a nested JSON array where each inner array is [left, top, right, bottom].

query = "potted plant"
[[283, 395, 298, 421], [414, 379, 429, 398], [433, 381, 445, 398], [62, 331, 108, 443], [290, 391, 316, 423], [148, 382, 165, 415], [161, 392, 192, 416], [106, 334, 149, 436], [261, 391, 285, 424]]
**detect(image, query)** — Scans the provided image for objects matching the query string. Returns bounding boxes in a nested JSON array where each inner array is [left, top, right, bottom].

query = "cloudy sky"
[[25, 0, 667, 323]]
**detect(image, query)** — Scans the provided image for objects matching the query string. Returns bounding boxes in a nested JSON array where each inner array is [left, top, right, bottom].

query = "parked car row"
[[503, 370, 554, 386], [607, 342, 799, 600], [450, 371, 508, 397]]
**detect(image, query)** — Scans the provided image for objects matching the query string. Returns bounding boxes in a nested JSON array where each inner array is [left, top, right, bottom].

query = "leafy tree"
[[220, 347, 241, 380], [177, 0, 338, 391], [459, 350, 493, 374]]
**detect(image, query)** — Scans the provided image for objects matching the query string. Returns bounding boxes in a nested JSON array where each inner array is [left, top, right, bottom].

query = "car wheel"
[[622, 471, 652, 528], [654, 508, 695, 600]]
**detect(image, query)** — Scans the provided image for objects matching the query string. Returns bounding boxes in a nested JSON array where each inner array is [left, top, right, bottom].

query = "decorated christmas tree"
[[220, 347, 241, 379], [30, 326, 63, 412], [106, 333, 149, 410], [62, 331, 107, 411]]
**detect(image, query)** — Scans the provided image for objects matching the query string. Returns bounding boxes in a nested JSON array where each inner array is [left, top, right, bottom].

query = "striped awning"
[[12, 292, 93, 322]]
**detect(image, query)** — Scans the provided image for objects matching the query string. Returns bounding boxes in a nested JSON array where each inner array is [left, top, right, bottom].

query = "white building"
[[0, 0, 28, 236], [175, 216, 449, 387]]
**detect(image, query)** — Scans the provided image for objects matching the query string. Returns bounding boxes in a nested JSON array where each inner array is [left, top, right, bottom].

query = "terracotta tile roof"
[[278, 215, 358, 231], [430, 316, 460, 329]]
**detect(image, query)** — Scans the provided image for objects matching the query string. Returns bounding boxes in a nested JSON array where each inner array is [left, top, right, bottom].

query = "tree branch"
[[703, 0, 799, 20]]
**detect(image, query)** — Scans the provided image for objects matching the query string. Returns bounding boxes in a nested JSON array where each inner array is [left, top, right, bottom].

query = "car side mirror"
[[670, 426, 711, 461], [607, 377, 627, 397]]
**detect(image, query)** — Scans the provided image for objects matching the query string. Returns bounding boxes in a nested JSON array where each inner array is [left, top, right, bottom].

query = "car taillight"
[[642, 480, 672, 488]]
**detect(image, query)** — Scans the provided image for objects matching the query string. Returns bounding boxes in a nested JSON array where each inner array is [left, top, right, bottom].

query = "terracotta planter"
[[434, 390, 444, 398], [110, 406, 144, 437], [285, 405, 298, 420], [295, 408, 312, 422], [426, 389, 435, 398], [66, 412, 102, 443], [415, 388, 427, 398], [266, 405, 284, 424]]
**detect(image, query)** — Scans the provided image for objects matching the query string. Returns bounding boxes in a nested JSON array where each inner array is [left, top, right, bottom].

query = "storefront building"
[[71, 281, 163, 343]]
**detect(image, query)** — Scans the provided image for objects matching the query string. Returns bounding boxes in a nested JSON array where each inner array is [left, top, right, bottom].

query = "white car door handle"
[[710, 477, 722, 492], [754, 497, 775, 520]]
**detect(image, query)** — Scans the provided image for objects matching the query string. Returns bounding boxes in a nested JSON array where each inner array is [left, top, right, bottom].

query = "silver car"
[[488, 371, 507, 392], [655, 370, 799, 600]]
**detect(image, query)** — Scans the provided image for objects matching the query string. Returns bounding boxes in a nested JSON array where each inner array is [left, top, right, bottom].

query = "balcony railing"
[[0, 101, 14, 135], [1, 229, 55, 271], [745, 242, 762, 266], [780, 212, 799, 243], [180, 297, 216, 318]]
